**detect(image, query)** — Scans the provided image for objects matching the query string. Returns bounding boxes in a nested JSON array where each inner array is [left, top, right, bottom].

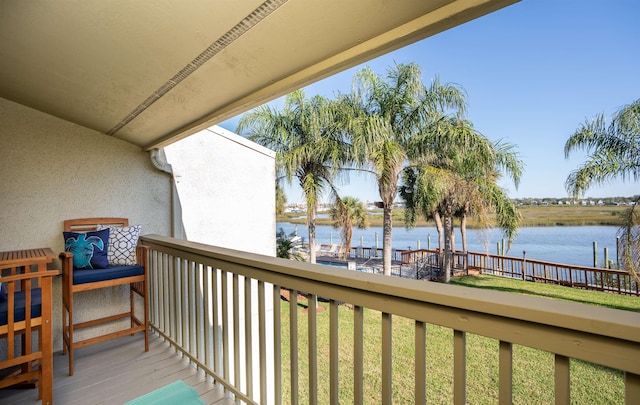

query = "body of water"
[[276, 223, 621, 268]]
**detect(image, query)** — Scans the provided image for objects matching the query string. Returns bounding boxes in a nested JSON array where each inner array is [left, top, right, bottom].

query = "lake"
[[276, 223, 621, 268]]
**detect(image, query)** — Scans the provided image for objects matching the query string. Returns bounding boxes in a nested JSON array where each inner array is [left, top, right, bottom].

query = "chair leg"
[[62, 305, 67, 356], [67, 299, 74, 377], [41, 325, 53, 404], [143, 278, 149, 352], [130, 286, 135, 334]]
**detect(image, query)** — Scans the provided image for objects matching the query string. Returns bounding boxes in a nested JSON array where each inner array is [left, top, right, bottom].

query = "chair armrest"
[[0, 269, 59, 284], [59, 251, 73, 282], [136, 245, 149, 271]]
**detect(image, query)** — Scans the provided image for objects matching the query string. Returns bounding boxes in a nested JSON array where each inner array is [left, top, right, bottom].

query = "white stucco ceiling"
[[0, 0, 517, 149]]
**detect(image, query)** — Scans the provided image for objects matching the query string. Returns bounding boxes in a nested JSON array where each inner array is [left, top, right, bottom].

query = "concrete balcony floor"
[[0, 334, 232, 405]]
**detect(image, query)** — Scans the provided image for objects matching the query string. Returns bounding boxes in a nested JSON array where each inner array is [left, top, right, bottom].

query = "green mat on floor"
[[124, 380, 206, 405]]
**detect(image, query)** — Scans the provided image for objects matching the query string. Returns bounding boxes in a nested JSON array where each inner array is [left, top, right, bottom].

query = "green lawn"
[[451, 274, 640, 312], [280, 275, 636, 404]]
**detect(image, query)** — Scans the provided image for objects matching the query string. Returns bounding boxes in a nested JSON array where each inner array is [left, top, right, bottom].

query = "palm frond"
[[616, 199, 640, 282], [565, 99, 640, 197]]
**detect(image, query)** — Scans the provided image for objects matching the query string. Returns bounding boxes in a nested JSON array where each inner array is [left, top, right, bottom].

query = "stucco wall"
[[164, 126, 276, 256], [0, 97, 172, 352]]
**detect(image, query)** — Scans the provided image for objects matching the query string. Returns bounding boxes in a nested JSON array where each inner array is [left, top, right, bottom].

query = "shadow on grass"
[[452, 277, 639, 312]]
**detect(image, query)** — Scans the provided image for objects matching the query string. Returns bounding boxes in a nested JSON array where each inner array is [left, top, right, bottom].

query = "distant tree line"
[[513, 196, 638, 206]]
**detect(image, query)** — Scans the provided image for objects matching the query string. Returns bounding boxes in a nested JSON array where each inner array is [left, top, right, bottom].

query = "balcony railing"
[[140, 234, 640, 404]]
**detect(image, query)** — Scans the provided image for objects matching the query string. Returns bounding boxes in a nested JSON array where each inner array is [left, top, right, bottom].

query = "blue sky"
[[221, 0, 639, 204]]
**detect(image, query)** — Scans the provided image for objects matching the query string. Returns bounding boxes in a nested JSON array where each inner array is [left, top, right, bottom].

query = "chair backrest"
[[64, 217, 129, 232]]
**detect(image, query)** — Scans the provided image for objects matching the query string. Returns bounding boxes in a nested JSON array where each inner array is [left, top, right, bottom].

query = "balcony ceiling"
[[0, 0, 516, 149]]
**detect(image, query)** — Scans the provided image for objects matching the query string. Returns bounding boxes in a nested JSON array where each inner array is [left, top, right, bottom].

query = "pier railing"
[[141, 234, 640, 404], [316, 244, 406, 262], [400, 248, 639, 296], [466, 250, 640, 296]]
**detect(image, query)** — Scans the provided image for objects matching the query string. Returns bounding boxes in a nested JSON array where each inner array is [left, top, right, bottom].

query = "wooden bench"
[[59, 218, 148, 376], [0, 255, 57, 405]]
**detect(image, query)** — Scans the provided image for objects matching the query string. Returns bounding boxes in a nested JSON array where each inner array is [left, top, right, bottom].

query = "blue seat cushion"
[[0, 288, 42, 326], [73, 265, 144, 285]]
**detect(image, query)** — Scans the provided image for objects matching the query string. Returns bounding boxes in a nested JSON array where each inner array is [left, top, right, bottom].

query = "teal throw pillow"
[[63, 228, 110, 269]]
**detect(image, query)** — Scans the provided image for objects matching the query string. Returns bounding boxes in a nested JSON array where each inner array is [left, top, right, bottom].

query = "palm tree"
[[237, 90, 347, 264], [337, 63, 466, 275], [329, 196, 369, 260], [275, 182, 286, 216], [565, 98, 639, 279], [276, 228, 305, 261], [400, 120, 523, 282], [564, 99, 639, 196]]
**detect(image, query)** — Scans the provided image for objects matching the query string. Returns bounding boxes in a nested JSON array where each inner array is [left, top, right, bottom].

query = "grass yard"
[[279, 275, 637, 404], [451, 274, 640, 312]]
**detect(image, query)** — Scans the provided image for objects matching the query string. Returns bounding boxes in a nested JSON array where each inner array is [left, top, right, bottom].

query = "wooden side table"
[[0, 247, 56, 274]]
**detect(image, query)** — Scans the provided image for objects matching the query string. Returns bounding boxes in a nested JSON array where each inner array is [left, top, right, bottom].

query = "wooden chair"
[[59, 218, 148, 376], [0, 267, 58, 405]]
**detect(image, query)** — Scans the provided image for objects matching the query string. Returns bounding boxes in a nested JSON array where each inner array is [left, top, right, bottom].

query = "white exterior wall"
[[164, 126, 276, 256], [0, 97, 172, 352]]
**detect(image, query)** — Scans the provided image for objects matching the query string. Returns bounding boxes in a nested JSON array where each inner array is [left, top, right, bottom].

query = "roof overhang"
[[0, 0, 518, 149]]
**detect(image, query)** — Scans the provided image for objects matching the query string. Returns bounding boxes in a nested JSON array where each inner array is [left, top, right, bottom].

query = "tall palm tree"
[[237, 90, 347, 264], [400, 120, 523, 282], [337, 63, 466, 275], [329, 196, 369, 260], [565, 98, 639, 279]]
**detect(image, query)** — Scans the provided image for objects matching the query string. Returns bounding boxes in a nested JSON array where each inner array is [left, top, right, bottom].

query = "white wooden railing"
[[140, 235, 640, 404]]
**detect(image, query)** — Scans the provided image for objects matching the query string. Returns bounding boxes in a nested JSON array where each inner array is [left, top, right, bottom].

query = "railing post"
[[382, 312, 392, 405], [273, 284, 282, 405], [330, 300, 339, 404], [626, 372, 640, 405], [245, 276, 254, 400], [454, 330, 466, 405], [499, 341, 512, 405], [308, 294, 318, 405], [290, 290, 299, 405], [555, 354, 570, 404], [354, 306, 364, 405], [415, 321, 427, 405], [258, 280, 267, 404]]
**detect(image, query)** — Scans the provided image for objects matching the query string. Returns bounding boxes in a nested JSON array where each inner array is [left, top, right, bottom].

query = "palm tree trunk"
[[443, 214, 452, 283], [433, 211, 444, 251], [450, 218, 456, 252], [343, 220, 353, 261], [382, 204, 393, 275], [308, 204, 317, 264], [460, 213, 468, 252]]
